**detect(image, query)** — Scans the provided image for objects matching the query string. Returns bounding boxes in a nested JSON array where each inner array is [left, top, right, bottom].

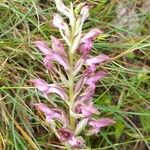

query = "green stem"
[[68, 4, 76, 130], [68, 53, 76, 130]]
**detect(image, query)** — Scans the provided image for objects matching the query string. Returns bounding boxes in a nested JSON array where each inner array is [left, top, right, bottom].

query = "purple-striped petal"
[[77, 84, 96, 102], [88, 118, 115, 134], [79, 28, 102, 55], [34, 103, 53, 114], [81, 28, 102, 43], [34, 103, 69, 126], [30, 78, 49, 92], [51, 36, 65, 53], [85, 54, 110, 66], [86, 71, 107, 86], [35, 41, 52, 55], [75, 102, 98, 117], [30, 78, 68, 100], [58, 128, 85, 148], [43, 56, 54, 71], [43, 52, 69, 70], [68, 136, 85, 149], [79, 39, 93, 55], [59, 128, 73, 142]]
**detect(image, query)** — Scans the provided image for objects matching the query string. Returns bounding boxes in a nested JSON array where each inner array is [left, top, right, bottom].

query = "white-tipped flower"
[[53, 14, 65, 29], [53, 14, 70, 38], [54, 0, 70, 18], [80, 5, 89, 23]]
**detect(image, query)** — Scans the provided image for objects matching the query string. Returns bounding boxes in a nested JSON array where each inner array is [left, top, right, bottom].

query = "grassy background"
[[0, 0, 150, 149]]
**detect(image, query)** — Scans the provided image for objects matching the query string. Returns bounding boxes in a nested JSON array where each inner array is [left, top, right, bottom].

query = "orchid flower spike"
[[31, 1, 115, 149]]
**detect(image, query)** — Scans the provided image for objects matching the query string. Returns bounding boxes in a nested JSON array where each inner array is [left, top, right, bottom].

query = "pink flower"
[[81, 28, 102, 43], [85, 54, 110, 67], [53, 14, 65, 29], [88, 118, 115, 134], [59, 128, 85, 148], [54, 0, 70, 18], [34, 103, 69, 126], [80, 5, 89, 23], [79, 28, 102, 55], [59, 128, 73, 142], [77, 84, 96, 102], [51, 36, 65, 54], [79, 39, 93, 55], [35, 37, 69, 71], [35, 41, 52, 55], [86, 71, 107, 86], [43, 52, 69, 70], [75, 71, 107, 101], [79, 29, 102, 56], [75, 102, 99, 117], [43, 56, 55, 71], [30, 78, 68, 100]]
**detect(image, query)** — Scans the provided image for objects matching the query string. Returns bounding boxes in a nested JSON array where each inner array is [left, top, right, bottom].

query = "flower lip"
[[58, 128, 86, 148], [34, 41, 52, 56], [30, 78, 68, 100], [85, 54, 110, 66], [81, 28, 102, 43], [59, 128, 73, 142], [34, 103, 69, 126], [88, 118, 115, 134], [51, 35, 65, 54], [75, 102, 99, 118]]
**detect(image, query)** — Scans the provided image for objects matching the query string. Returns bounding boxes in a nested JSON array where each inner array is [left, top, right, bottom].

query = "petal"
[[81, 28, 102, 43], [46, 109, 69, 126], [31, 78, 68, 100], [53, 14, 65, 29], [34, 103, 53, 115], [80, 5, 89, 23], [68, 136, 86, 149], [46, 84, 68, 100], [81, 104, 98, 117], [54, 0, 70, 18], [77, 84, 96, 102], [88, 118, 115, 132], [75, 102, 99, 117], [73, 57, 85, 76], [51, 36, 65, 53], [79, 39, 93, 55], [43, 56, 54, 71], [34, 103, 69, 126], [59, 128, 73, 142], [35, 41, 52, 55], [85, 54, 110, 66], [44, 53, 69, 70], [30, 78, 49, 92], [86, 71, 107, 86]]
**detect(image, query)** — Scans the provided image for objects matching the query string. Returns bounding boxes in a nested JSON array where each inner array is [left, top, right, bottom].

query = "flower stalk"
[[31, 1, 115, 149]]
